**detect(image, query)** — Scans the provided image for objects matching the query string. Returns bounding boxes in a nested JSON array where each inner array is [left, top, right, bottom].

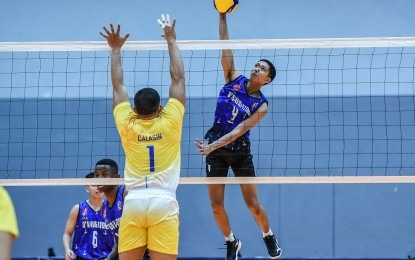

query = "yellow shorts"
[[118, 189, 179, 255]]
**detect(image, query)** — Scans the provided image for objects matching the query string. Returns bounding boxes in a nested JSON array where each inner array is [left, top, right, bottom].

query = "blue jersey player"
[[194, 12, 282, 260], [94, 159, 150, 260], [94, 159, 125, 260], [62, 172, 114, 260]]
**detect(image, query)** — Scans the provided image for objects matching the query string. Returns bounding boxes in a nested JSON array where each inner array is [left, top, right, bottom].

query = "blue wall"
[[2, 0, 415, 258], [5, 182, 415, 258]]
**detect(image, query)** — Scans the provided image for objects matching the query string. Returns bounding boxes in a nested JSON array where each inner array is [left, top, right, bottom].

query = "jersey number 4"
[[227, 106, 238, 124]]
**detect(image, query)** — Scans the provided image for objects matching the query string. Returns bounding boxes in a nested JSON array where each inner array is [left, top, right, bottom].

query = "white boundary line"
[[1, 176, 415, 186]]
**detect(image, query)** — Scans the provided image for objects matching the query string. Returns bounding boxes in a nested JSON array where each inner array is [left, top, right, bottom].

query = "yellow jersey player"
[[0, 186, 19, 260], [100, 13, 185, 260]]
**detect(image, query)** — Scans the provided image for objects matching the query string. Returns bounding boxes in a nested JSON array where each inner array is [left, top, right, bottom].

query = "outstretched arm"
[[195, 103, 268, 156], [158, 14, 186, 106], [100, 24, 130, 110], [219, 13, 240, 84]]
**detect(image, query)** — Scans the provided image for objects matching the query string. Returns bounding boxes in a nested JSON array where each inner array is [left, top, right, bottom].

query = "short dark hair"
[[259, 59, 276, 84], [85, 172, 95, 178], [95, 158, 118, 174], [134, 88, 160, 115]]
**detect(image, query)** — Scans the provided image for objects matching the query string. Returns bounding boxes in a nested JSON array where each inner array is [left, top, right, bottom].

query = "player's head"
[[94, 159, 119, 178], [94, 159, 119, 192], [250, 59, 276, 86], [85, 171, 103, 198], [260, 59, 276, 83], [133, 88, 162, 116]]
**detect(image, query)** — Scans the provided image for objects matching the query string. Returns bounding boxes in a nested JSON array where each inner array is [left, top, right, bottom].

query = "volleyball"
[[214, 0, 239, 13]]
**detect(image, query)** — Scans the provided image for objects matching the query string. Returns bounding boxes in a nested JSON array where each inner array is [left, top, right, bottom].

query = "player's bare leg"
[[240, 183, 270, 232], [149, 250, 177, 260], [240, 183, 282, 258], [119, 246, 147, 260], [209, 183, 241, 259], [208, 184, 231, 237]]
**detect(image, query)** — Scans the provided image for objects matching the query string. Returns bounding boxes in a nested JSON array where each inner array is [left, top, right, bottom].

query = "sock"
[[263, 228, 273, 238], [225, 231, 235, 242]]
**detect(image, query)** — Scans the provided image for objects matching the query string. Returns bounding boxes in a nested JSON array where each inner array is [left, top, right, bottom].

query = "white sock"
[[225, 231, 235, 242], [263, 228, 273, 238]]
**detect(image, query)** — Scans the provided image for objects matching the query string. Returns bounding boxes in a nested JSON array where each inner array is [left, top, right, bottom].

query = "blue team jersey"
[[102, 186, 125, 244], [205, 75, 268, 151], [72, 201, 114, 259]]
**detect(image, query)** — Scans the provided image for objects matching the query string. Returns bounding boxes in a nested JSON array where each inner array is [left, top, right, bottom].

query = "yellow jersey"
[[114, 98, 184, 191], [0, 186, 19, 238]]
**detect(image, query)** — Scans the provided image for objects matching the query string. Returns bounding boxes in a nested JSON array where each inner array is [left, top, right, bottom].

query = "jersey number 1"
[[146, 145, 155, 172]]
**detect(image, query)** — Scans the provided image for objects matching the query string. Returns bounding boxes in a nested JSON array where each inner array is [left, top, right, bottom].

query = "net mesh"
[[1, 38, 415, 184]]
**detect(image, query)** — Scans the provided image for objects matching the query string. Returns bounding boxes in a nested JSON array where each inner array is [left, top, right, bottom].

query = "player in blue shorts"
[[194, 12, 282, 260], [63, 172, 114, 260]]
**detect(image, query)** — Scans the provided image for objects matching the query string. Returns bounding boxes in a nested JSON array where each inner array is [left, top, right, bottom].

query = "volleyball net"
[[2, 37, 415, 185]]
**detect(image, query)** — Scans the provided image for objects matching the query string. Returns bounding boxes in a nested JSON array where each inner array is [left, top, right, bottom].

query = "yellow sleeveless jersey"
[[113, 98, 184, 191]]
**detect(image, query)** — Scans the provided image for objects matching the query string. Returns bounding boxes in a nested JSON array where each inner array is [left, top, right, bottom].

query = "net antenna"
[[2, 37, 415, 186]]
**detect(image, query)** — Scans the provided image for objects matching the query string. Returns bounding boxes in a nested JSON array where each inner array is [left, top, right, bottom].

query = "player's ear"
[[157, 105, 163, 113], [265, 77, 271, 85], [133, 107, 138, 114]]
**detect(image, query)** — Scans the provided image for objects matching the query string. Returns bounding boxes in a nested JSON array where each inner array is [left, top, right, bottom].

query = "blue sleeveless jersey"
[[102, 186, 125, 244], [71, 201, 114, 259], [205, 75, 268, 151]]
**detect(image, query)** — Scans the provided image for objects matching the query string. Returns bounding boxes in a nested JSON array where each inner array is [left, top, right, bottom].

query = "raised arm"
[[100, 24, 130, 110], [219, 13, 240, 83], [195, 103, 268, 156], [158, 14, 186, 106]]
